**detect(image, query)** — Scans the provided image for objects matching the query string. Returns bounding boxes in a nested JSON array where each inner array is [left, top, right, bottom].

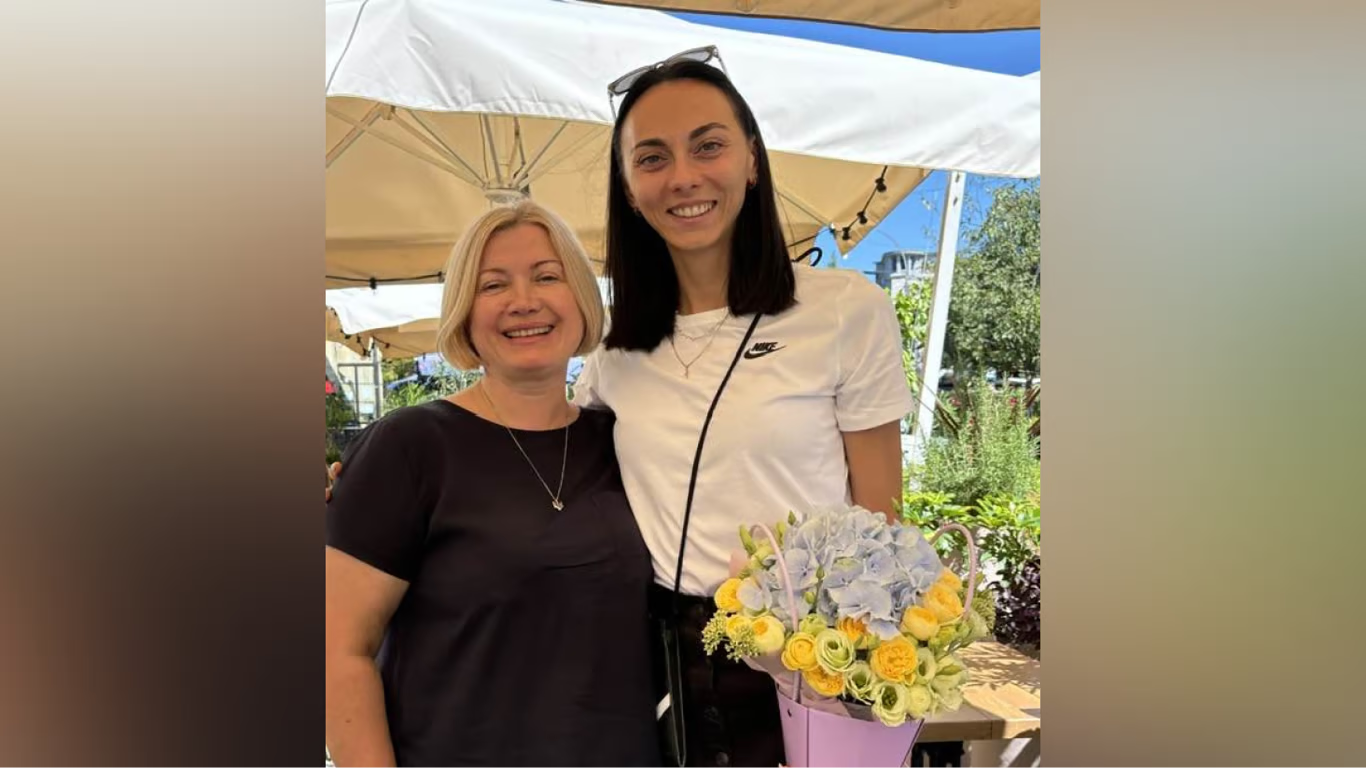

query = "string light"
[[787, 165, 889, 263]]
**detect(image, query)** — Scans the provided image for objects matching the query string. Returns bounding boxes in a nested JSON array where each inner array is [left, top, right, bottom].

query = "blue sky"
[[669, 13, 1040, 278]]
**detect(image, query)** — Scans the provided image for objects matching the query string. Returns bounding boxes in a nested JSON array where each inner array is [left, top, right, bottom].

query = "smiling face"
[[619, 79, 757, 263], [466, 223, 585, 380]]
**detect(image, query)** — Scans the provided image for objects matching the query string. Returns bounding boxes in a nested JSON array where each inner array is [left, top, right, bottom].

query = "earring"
[[747, 178, 756, 189]]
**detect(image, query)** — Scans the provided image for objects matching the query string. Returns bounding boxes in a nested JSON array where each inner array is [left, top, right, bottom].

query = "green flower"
[[906, 683, 935, 719], [965, 609, 990, 642], [934, 685, 965, 712], [936, 653, 964, 677], [701, 613, 730, 656], [971, 590, 997, 634], [844, 661, 877, 704], [929, 624, 957, 654], [932, 670, 966, 696], [738, 525, 757, 555], [916, 647, 938, 681], [799, 613, 829, 635], [931, 654, 966, 696], [871, 681, 910, 727], [814, 629, 856, 675]]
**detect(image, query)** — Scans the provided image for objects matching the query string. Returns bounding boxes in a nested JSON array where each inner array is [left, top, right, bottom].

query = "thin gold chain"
[[479, 385, 570, 511], [668, 312, 730, 378]]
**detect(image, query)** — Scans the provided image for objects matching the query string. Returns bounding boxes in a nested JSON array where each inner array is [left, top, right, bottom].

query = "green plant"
[[384, 382, 435, 411], [972, 494, 1041, 586], [324, 391, 357, 464], [913, 378, 1039, 507], [897, 487, 1040, 651]]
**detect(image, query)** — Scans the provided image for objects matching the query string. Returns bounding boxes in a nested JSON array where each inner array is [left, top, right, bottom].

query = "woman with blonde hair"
[[324, 200, 658, 766]]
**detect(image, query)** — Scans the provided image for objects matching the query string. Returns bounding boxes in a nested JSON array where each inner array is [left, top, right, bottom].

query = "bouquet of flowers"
[[702, 504, 989, 766]]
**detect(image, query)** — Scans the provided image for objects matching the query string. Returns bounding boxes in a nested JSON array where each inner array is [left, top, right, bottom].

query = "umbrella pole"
[[370, 338, 384, 418], [911, 171, 966, 461]]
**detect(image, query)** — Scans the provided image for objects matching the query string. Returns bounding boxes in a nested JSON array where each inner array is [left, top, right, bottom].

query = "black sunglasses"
[[607, 45, 728, 116]]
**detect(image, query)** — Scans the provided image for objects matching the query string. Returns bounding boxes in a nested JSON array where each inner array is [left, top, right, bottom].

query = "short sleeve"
[[834, 276, 916, 432], [325, 411, 430, 581], [571, 347, 610, 411]]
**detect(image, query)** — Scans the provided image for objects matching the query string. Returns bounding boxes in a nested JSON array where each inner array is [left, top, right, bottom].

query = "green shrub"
[[914, 378, 1039, 506]]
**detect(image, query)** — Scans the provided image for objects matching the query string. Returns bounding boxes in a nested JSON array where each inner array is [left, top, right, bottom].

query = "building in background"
[[872, 249, 936, 294]]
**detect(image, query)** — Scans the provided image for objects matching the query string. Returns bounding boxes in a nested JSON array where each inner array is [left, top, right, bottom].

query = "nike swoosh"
[[743, 347, 784, 359]]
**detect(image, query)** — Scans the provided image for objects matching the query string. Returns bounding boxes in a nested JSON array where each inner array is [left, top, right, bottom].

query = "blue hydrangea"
[[761, 502, 948, 632]]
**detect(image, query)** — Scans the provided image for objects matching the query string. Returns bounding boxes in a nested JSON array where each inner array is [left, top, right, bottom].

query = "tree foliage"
[[945, 182, 1040, 378]]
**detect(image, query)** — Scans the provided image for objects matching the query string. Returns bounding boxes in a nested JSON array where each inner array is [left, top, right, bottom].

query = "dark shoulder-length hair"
[[603, 60, 796, 352]]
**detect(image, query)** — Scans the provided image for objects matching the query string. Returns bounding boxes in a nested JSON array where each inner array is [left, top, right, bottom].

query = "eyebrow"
[[632, 122, 730, 152], [478, 260, 562, 276]]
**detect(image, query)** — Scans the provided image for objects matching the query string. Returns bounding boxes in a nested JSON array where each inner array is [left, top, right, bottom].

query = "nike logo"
[[743, 341, 785, 359]]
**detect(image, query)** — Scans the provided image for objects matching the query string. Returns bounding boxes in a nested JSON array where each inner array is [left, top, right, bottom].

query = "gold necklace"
[[479, 386, 570, 511], [668, 311, 730, 378]]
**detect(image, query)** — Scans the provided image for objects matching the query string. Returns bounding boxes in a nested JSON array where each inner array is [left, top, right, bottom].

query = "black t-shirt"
[[326, 400, 660, 767]]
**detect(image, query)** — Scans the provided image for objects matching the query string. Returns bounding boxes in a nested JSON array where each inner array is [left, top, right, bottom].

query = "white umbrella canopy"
[[327, 309, 439, 360], [326, 285, 444, 359], [325, 0, 1040, 288], [576, 0, 1040, 32]]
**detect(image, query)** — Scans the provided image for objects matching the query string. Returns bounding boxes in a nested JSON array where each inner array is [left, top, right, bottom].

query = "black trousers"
[[649, 585, 785, 768]]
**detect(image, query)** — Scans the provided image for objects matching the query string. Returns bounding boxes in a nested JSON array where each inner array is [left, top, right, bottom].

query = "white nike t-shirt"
[[573, 265, 914, 596]]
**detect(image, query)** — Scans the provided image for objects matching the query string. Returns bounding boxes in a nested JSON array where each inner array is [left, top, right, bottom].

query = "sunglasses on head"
[[607, 45, 727, 117]]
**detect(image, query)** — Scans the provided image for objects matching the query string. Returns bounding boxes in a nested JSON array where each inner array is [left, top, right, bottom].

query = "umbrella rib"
[[401, 110, 488, 186], [326, 106, 481, 185], [775, 187, 830, 228], [508, 121, 571, 188], [513, 117, 528, 177], [480, 114, 506, 187], [326, 102, 388, 168]]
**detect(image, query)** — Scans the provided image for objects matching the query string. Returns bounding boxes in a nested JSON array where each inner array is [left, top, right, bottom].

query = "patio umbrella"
[[575, 0, 1040, 32], [326, 283, 445, 359], [325, 0, 1040, 288]]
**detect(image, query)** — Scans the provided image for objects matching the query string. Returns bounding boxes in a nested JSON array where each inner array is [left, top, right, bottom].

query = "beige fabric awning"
[[327, 307, 438, 360], [326, 102, 924, 287]]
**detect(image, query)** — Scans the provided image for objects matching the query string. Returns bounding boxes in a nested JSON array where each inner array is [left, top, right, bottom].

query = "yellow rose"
[[725, 614, 753, 641], [900, 606, 940, 642], [802, 665, 846, 698], [780, 632, 819, 672], [936, 568, 963, 594], [870, 636, 919, 684], [751, 615, 787, 655], [836, 616, 867, 645], [923, 583, 965, 624], [713, 578, 744, 614]]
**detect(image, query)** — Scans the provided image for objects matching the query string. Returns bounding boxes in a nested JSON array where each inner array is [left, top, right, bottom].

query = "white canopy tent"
[[324, 0, 1040, 288], [576, 0, 1039, 32], [326, 284, 444, 360]]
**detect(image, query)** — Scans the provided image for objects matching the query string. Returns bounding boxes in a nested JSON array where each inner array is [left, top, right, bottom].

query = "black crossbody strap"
[[670, 312, 764, 599]]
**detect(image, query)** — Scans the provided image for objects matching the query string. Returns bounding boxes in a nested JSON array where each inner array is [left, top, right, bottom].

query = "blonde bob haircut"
[[436, 200, 604, 371]]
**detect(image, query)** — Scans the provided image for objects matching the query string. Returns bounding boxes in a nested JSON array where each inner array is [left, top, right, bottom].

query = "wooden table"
[[919, 642, 1041, 743]]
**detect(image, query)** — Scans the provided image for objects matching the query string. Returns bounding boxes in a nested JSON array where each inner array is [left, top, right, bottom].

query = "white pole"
[[370, 338, 384, 418], [911, 171, 966, 461]]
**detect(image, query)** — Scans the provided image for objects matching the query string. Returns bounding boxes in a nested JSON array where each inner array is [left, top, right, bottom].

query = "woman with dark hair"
[[574, 50, 915, 767], [324, 48, 912, 768]]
